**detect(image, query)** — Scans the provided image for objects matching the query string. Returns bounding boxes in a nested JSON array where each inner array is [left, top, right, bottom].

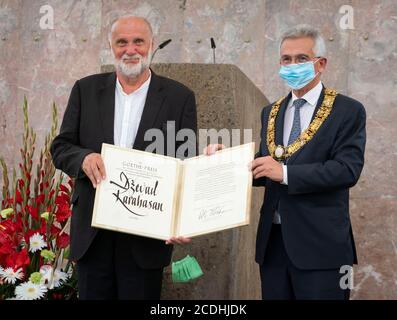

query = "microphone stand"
[[211, 38, 216, 64], [152, 39, 172, 61]]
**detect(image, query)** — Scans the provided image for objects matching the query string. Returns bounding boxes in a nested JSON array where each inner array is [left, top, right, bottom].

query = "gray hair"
[[108, 15, 153, 43], [279, 24, 326, 57]]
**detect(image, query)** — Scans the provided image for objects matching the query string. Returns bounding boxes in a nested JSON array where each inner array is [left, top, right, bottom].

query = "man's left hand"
[[251, 156, 283, 182]]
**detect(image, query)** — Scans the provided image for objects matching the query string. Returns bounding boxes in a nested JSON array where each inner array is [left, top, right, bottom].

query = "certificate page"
[[92, 144, 181, 240], [176, 142, 254, 237]]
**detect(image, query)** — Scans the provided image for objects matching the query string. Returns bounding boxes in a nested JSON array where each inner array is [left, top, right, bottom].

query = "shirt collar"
[[290, 81, 323, 108], [116, 70, 152, 96]]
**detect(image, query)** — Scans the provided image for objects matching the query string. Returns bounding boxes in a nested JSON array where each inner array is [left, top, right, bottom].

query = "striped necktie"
[[287, 98, 306, 146]]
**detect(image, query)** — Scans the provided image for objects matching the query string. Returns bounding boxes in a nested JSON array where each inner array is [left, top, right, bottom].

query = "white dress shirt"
[[114, 72, 151, 148], [274, 81, 323, 224]]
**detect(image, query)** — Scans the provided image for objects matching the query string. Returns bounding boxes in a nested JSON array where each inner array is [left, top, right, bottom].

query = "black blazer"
[[254, 87, 366, 270], [50, 71, 197, 268]]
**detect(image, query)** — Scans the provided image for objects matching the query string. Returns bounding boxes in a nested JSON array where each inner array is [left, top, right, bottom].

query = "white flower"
[[29, 233, 46, 253], [0, 267, 24, 284], [15, 281, 47, 300], [39, 265, 69, 289]]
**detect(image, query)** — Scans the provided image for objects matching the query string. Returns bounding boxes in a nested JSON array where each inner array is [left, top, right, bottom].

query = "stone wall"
[[0, 0, 396, 299]]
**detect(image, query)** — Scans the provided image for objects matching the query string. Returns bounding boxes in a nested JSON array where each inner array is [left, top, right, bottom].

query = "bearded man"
[[50, 16, 197, 300]]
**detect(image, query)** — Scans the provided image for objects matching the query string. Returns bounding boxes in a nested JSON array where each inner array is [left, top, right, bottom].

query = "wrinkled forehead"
[[111, 17, 153, 40]]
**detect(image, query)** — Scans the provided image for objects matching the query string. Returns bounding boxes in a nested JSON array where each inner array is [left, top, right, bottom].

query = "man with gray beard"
[[50, 16, 197, 299]]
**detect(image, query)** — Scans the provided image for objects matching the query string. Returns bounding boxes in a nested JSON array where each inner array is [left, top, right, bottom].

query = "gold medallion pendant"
[[266, 88, 338, 162], [274, 145, 285, 159]]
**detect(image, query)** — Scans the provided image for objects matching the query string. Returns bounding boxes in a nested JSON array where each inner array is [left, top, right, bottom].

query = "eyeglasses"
[[280, 55, 321, 65]]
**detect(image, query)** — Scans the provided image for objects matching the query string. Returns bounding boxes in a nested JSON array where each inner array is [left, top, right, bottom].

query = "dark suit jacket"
[[254, 87, 366, 270], [50, 71, 197, 268]]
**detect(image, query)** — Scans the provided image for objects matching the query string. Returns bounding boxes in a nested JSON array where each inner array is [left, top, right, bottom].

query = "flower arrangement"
[[0, 97, 77, 300]]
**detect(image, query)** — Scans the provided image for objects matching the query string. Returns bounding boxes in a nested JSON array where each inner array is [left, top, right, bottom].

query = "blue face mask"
[[279, 59, 319, 90]]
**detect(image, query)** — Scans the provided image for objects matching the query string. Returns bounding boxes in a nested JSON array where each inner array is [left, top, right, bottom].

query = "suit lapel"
[[276, 92, 291, 147], [98, 72, 116, 144], [133, 71, 165, 150]]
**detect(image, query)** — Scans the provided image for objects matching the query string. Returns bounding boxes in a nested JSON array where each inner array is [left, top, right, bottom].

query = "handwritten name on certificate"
[[92, 143, 254, 240]]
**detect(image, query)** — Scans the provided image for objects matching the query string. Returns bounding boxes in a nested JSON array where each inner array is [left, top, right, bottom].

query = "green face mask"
[[172, 255, 203, 283]]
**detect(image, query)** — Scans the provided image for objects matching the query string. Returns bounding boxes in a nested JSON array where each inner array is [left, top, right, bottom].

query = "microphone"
[[159, 39, 172, 49], [210, 38, 216, 64], [151, 39, 172, 60]]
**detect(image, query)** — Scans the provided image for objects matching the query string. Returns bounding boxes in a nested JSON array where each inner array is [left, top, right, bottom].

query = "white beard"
[[112, 47, 152, 78]]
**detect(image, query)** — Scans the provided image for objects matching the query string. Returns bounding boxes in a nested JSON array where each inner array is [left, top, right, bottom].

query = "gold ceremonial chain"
[[266, 88, 338, 161]]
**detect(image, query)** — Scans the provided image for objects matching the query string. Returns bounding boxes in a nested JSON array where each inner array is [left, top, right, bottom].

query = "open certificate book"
[[92, 142, 254, 240]]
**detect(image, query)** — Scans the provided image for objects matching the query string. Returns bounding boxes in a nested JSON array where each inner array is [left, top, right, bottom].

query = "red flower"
[[0, 219, 22, 236], [68, 179, 74, 189], [55, 203, 71, 223], [5, 248, 30, 270], [50, 225, 61, 236], [16, 248, 30, 269], [56, 233, 70, 249], [6, 197, 14, 206], [38, 219, 48, 235], [18, 179, 24, 190], [27, 205, 39, 220], [0, 240, 15, 255], [49, 189, 55, 199], [36, 194, 45, 205], [15, 190, 23, 204], [55, 192, 70, 206], [55, 193, 69, 206], [59, 184, 69, 193]]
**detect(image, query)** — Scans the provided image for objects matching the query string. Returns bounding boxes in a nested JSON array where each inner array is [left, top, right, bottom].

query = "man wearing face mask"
[[205, 25, 366, 299], [50, 16, 196, 299], [253, 24, 367, 300]]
